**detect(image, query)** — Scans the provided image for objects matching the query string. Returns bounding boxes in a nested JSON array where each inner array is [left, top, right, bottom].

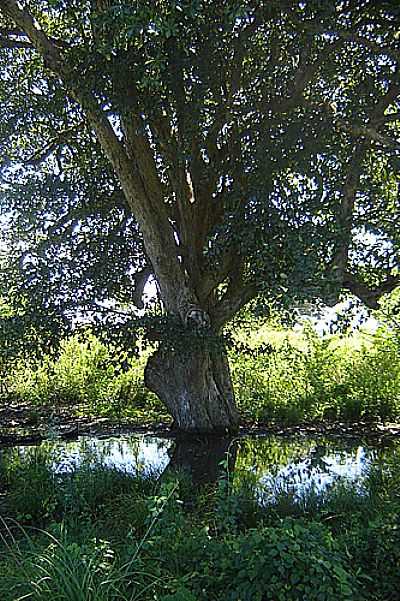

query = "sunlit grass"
[[2, 323, 400, 425]]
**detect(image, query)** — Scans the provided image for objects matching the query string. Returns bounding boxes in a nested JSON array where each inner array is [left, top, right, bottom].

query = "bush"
[[231, 324, 400, 423], [7, 331, 162, 418], [142, 519, 361, 601]]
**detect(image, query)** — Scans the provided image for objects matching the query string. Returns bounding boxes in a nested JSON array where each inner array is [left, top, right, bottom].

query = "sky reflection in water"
[[11, 433, 396, 499]]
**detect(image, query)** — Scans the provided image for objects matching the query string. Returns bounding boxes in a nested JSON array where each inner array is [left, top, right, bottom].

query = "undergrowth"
[[1, 444, 400, 600], [1, 323, 400, 424]]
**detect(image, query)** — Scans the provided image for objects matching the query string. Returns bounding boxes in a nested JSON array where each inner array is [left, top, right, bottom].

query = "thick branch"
[[150, 114, 194, 237], [211, 276, 259, 329], [0, 29, 69, 49], [335, 76, 400, 147], [332, 80, 400, 281], [332, 143, 368, 280], [259, 41, 334, 115], [212, 284, 258, 330], [343, 272, 400, 309], [337, 121, 400, 150], [199, 245, 242, 304], [0, 0, 195, 314], [121, 110, 165, 209]]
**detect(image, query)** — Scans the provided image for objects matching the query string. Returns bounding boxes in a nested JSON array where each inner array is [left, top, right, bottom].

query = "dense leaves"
[[0, 0, 399, 347]]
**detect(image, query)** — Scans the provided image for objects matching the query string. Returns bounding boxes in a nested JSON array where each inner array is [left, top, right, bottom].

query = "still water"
[[5, 433, 398, 499]]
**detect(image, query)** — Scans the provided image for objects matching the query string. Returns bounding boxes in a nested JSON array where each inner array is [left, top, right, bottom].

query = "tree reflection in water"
[[166, 436, 238, 487], [2, 435, 399, 497]]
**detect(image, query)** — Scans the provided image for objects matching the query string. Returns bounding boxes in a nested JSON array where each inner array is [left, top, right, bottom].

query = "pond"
[[2, 433, 398, 500]]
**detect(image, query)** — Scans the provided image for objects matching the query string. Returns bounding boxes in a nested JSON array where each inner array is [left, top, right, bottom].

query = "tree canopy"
[[0, 1, 399, 432], [0, 1, 399, 334]]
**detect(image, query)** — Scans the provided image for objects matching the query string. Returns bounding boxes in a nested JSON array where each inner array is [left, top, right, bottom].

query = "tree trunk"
[[144, 345, 239, 435]]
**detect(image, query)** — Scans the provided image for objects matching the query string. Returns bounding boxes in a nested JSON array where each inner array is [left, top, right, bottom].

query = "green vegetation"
[[1, 1, 399, 433], [0, 2, 398, 596], [1, 442, 400, 600], [231, 322, 400, 424], [2, 322, 399, 425], [3, 332, 167, 424]]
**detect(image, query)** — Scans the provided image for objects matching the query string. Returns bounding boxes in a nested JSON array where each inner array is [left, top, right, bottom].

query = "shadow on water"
[[164, 436, 238, 486]]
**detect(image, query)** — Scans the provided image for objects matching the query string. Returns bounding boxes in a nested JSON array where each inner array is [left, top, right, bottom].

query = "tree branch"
[[332, 142, 369, 281], [328, 30, 400, 65], [0, 35, 31, 48], [369, 81, 400, 121], [0, 0, 194, 314], [377, 113, 400, 125], [0, 27, 69, 49], [336, 121, 400, 150], [211, 277, 259, 330], [343, 271, 400, 309], [24, 124, 83, 166], [330, 78, 400, 285]]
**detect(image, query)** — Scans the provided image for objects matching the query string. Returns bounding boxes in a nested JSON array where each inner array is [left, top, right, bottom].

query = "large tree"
[[0, 0, 399, 434]]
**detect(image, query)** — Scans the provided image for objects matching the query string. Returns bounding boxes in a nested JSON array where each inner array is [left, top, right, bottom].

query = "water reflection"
[[233, 437, 374, 499], [165, 437, 237, 485], [258, 445, 369, 500], [4, 434, 398, 495]]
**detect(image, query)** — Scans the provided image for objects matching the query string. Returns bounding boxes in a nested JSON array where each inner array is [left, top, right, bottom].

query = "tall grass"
[[231, 324, 400, 423], [2, 323, 400, 424], [5, 332, 165, 421]]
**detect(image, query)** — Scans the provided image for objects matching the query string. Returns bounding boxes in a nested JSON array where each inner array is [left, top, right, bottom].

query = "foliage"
[[1, 322, 399, 423], [0, 528, 127, 601], [2, 441, 400, 600], [230, 323, 400, 423], [5, 331, 165, 420], [0, 0, 398, 350]]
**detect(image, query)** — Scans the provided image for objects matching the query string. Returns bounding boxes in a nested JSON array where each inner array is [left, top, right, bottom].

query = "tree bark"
[[144, 344, 239, 435]]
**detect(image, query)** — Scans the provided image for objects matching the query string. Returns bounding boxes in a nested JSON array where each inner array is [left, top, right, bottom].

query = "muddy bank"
[[0, 402, 171, 446], [1, 402, 400, 447]]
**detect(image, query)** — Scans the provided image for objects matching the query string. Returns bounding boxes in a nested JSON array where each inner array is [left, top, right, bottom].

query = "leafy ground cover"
[[0, 442, 399, 600]]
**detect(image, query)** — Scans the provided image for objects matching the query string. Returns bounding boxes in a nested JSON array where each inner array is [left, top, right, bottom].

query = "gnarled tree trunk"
[[144, 344, 239, 435]]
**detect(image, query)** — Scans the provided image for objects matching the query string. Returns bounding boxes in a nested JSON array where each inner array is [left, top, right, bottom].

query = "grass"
[[1, 321, 400, 427], [0, 440, 400, 600], [231, 322, 400, 424], [4, 331, 168, 423]]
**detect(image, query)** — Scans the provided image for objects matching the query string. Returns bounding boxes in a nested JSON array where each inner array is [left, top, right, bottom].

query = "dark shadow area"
[[165, 436, 238, 487]]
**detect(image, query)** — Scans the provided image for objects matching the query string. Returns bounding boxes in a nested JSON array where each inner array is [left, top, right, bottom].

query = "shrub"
[[231, 324, 400, 423], [158, 520, 361, 601]]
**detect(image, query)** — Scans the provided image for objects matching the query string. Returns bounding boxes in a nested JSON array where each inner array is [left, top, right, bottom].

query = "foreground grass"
[[0, 445, 399, 600]]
